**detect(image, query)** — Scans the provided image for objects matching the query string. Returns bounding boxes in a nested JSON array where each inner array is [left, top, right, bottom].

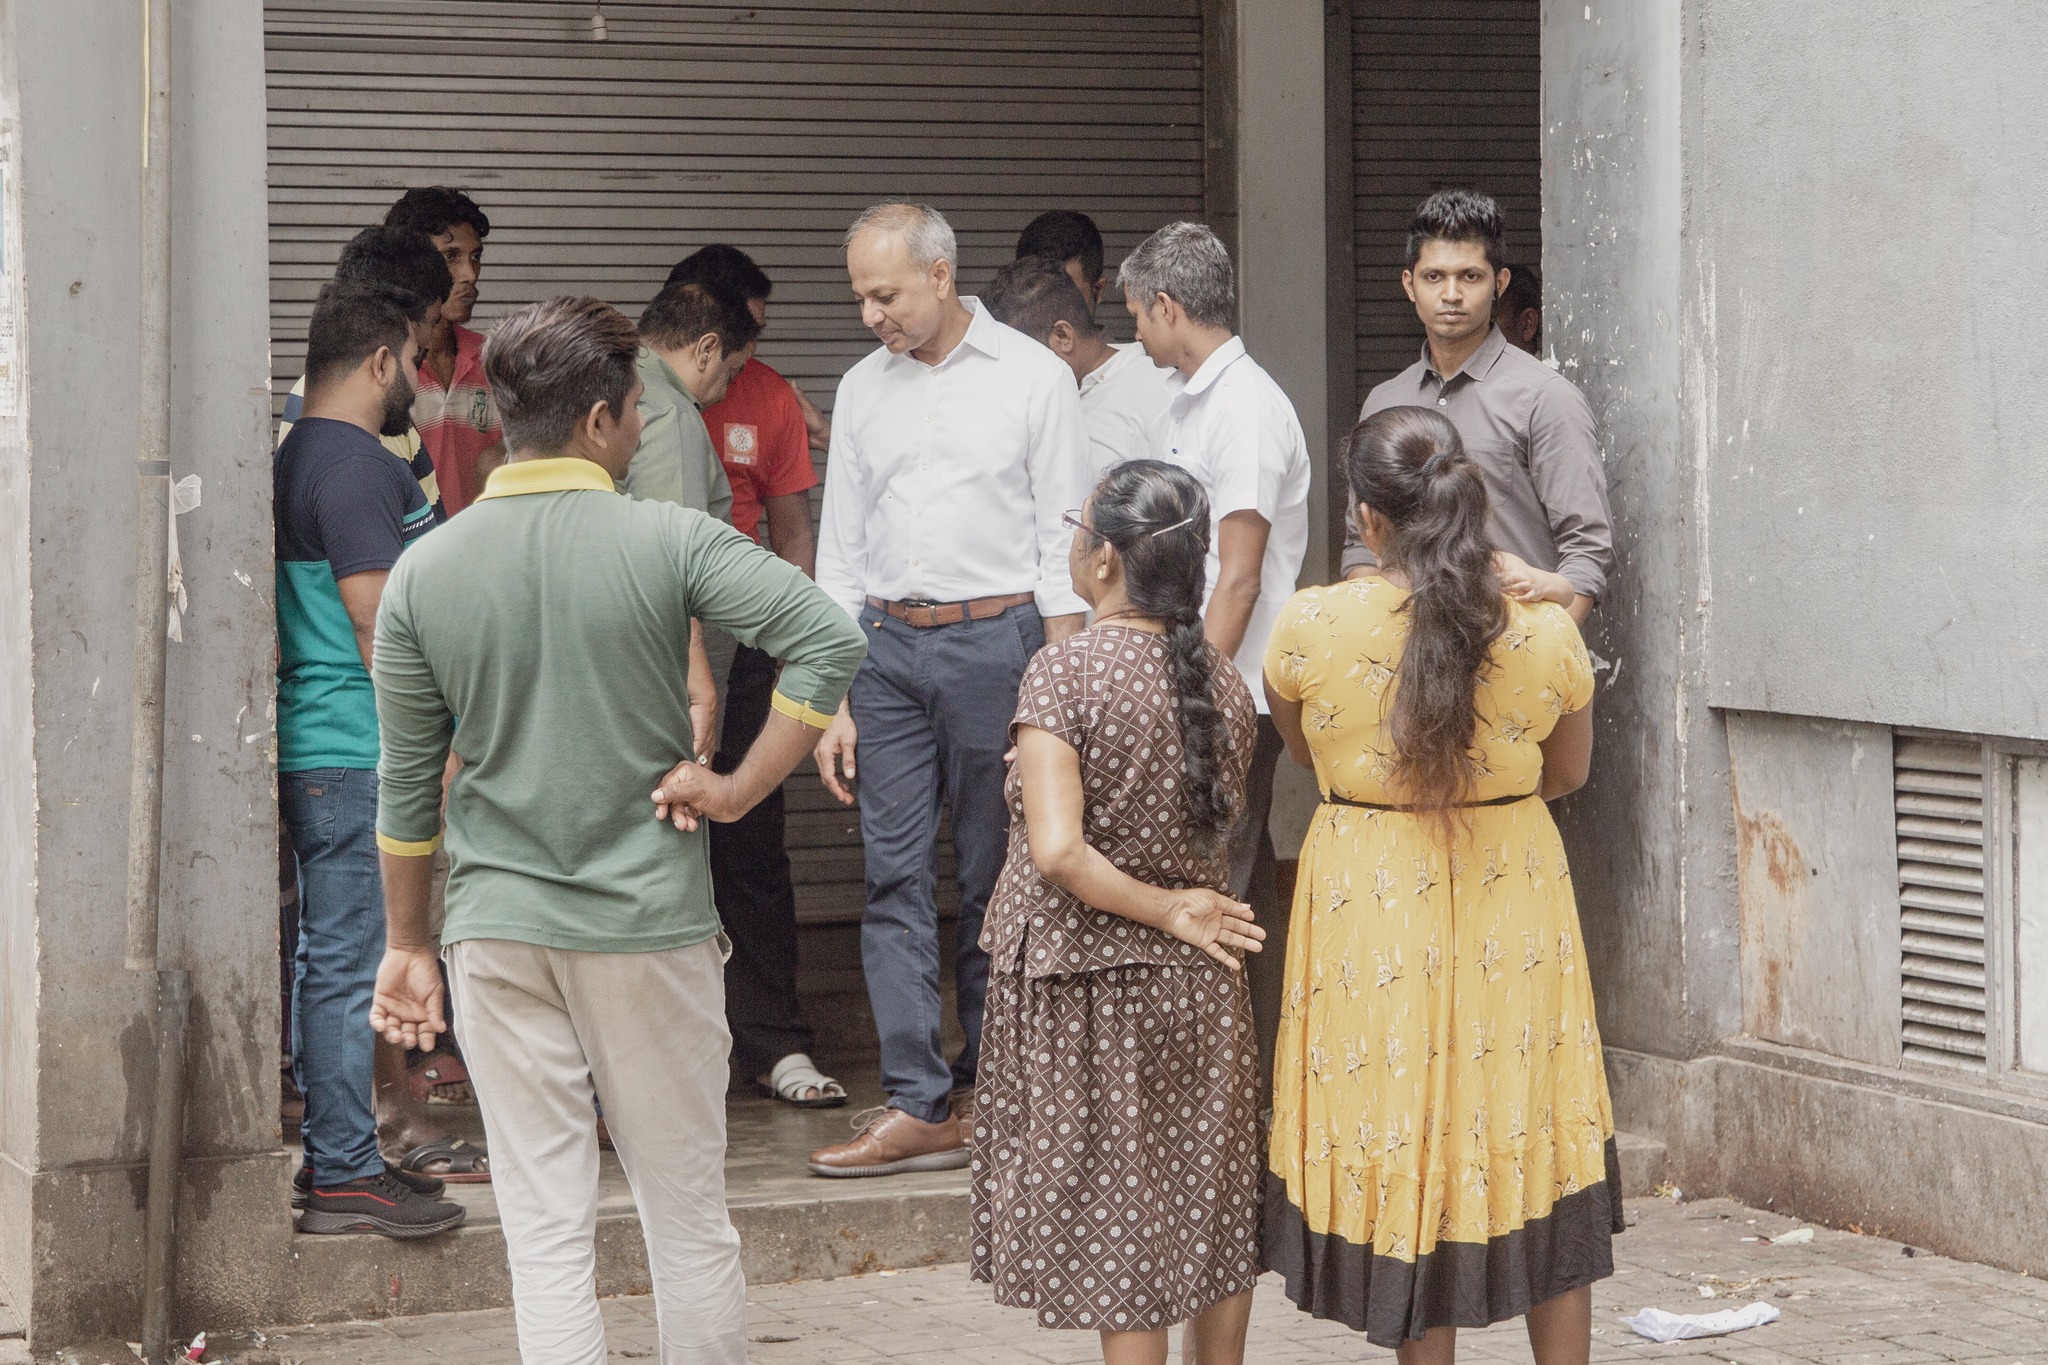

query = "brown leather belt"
[[867, 592, 1035, 629]]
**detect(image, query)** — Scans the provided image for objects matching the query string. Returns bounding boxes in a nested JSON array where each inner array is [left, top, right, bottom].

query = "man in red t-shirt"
[[665, 245, 839, 1109]]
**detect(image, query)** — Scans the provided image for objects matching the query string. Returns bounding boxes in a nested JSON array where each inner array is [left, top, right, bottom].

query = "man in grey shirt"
[[1342, 190, 1612, 622]]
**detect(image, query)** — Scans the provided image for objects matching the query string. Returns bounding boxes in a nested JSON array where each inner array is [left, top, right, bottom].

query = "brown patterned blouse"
[[981, 624, 1258, 978]]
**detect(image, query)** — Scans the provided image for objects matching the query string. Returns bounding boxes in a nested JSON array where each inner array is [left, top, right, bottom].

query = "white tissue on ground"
[[1618, 1300, 1781, 1342]]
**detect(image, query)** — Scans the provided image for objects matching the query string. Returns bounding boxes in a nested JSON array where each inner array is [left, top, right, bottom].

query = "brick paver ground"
[[193, 1197, 2043, 1364]]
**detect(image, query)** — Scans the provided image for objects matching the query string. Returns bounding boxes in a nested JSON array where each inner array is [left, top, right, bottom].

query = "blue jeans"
[[281, 767, 386, 1186], [851, 601, 1044, 1125]]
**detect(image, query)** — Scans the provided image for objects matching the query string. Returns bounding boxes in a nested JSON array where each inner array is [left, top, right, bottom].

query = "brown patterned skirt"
[[970, 961, 1266, 1331]]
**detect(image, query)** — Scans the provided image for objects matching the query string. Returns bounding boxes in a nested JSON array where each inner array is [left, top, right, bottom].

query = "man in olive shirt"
[[1343, 190, 1612, 621], [368, 297, 865, 1365]]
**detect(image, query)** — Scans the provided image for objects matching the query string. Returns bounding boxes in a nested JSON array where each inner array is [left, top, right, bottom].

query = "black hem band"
[[1263, 1137, 1625, 1347]]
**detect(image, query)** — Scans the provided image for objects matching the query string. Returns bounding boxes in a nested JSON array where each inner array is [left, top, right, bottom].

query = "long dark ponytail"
[[1083, 460, 1238, 855], [1344, 406, 1505, 814]]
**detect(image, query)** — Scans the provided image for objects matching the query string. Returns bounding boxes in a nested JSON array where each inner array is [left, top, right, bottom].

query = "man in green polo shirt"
[[367, 296, 865, 1364]]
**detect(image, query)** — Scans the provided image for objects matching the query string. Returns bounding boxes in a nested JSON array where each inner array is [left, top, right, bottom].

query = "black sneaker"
[[296, 1170, 466, 1239], [291, 1160, 447, 1210]]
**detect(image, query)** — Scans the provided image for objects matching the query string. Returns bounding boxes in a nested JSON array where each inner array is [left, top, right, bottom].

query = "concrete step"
[[1615, 1129, 1669, 1198], [279, 1053, 969, 1325]]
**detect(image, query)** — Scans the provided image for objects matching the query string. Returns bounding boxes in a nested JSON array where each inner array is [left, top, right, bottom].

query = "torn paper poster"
[[167, 473, 201, 641], [1618, 1301, 1781, 1342]]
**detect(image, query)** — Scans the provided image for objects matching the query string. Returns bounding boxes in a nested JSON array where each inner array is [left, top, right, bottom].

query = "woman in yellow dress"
[[1261, 406, 1619, 1362]]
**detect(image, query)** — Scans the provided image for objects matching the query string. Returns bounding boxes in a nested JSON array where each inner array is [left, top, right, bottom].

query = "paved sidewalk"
[[190, 1197, 2042, 1364]]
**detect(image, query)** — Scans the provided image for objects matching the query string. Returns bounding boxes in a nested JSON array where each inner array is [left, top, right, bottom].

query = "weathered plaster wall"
[[10, 0, 281, 1343], [1725, 713, 1900, 1069], [1694, 1, 2048, 741], [1542, 0, 1739, 1066], [1236, 0, 1333, 853], [0, 0, 40, 1314]]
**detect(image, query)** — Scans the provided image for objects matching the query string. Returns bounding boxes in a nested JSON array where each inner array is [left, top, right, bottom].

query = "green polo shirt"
[[625, 347, 734, 525], [372, 456, 865, 954]]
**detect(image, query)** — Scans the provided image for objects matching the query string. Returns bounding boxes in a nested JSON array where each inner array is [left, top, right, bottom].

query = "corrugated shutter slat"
[[265, 0, 1203, 928], [1353, 0, 1541, 409]]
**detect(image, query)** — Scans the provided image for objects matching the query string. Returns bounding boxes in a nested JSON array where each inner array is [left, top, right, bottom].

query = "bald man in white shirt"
[[984, 253, 1173, 481], [809, 202, 1091, 1177], [1122, 221, 1311, 1095]]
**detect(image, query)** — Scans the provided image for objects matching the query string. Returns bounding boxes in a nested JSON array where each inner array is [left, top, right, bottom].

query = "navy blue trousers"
[[849, 600, 1044, 1124]]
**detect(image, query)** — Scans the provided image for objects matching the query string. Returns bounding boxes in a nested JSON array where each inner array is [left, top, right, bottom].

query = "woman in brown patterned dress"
[[970, 460, 1267, 1365]]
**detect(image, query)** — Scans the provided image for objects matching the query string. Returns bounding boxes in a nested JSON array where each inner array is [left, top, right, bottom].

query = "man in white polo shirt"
[[984, 253, 1173, 481], [809, 202, 1091, 1177], [1120, 220, 1310, 1093]]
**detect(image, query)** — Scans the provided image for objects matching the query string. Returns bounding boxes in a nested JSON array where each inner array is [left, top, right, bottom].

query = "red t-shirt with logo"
[[699, 357, 817, 542]]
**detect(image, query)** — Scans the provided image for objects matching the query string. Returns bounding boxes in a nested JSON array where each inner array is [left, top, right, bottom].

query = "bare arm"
[[1015, 725, 1262, 968], [336, 569, 390, 672], [1537, 702, 1594, 800], [791, 383, 831, 453], [655, 709, 823, 829], [1206, 510, 1269, 659], [370, 848, 445, 1051], [688, 619, 717, 760], [762, 490, 816, 579], [1042, 613, 1084, 644], [1265, 681, 1314, 769]]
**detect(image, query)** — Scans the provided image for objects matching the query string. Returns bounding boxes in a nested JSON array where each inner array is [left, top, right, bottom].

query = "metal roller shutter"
[[263, 0, 1206, 925], [1352, 0, 1541, 405]]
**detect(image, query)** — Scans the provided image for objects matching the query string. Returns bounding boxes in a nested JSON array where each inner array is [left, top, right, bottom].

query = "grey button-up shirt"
[[1340, 326, 1613, 603]]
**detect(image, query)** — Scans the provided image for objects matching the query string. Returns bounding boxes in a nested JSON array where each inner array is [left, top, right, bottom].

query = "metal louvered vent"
[[1896, 736, 1988, 1071]]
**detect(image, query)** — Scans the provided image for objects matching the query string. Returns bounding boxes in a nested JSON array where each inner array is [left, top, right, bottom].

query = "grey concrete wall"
[[1693, 1, 2048, 742], [1725, 713, 1900, 1069], [1234, 0, 1336, 854], [9, 0, 282, 1343], [0, 0, 39, 1314], [1542, 0, 1740, 1068]]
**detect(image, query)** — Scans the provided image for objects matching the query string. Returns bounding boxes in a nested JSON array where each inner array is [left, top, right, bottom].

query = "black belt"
[[1322, 791, 1536, 813]]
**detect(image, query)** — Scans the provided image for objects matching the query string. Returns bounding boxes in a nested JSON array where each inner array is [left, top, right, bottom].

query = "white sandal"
[[757, 1052, 848, 1109]]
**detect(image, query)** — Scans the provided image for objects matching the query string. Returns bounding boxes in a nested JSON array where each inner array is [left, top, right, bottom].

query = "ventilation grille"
[[1896, 736, 1988, 1071]]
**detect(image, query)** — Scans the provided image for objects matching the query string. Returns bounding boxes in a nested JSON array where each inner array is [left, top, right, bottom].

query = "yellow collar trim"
[[475, 457, 618, 501]]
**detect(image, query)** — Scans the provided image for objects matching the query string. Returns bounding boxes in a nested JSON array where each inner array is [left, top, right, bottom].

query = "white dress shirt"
[[1077, 342, 1175, 482], [817, 298, 1092, 620], [1162, 335, 1311, 714]]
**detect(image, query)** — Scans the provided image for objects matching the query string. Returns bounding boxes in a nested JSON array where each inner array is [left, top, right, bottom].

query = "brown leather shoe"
[[806, 1105, 968, 1178]]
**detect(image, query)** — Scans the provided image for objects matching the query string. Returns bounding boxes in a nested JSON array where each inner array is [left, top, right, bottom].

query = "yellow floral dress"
[[1261, 578, 1620, 1347]]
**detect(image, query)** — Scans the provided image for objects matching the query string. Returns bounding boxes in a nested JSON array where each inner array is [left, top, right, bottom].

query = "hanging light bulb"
[[589, 3, 609, 41]]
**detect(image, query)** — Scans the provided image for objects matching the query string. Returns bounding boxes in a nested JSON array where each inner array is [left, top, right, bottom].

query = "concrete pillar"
[[1540, 1, 1737, 1128], [1230, 0, 1351, 850], [0, 0, 283, 1344]]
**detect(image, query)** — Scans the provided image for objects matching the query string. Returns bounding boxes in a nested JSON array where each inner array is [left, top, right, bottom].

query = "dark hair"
[[303, 281, 418, 390], [1406, 188, 1505, 271], [665, 244, 773, 301], [384, 186, 491, 241], [1080, 460, 1238, 854], [1344, 406, 1506, 816], [983, 255, 1095, 345], [334, 225, 454, 314], [637, 279, 762, 355], [483, 296, 639, 453], [1016, 209, 1104, 286], [1498, 261, 1541, 317]]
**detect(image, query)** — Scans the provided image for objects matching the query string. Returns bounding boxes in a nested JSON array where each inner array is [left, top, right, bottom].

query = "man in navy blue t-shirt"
[[275, 280, 463, 1238]]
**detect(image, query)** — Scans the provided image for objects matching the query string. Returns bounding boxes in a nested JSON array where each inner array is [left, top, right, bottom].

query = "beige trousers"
[[447, 935, 745, 1365]]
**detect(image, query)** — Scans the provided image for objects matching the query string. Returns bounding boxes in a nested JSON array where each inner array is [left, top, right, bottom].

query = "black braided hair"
[[1344, 406, 1506, 814], [1081, 460, 1238, 855]]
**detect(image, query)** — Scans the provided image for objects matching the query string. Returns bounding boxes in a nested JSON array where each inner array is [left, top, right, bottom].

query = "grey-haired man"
[[810, 202, 1092, 1176], [1122, 220, 1310, 1094]]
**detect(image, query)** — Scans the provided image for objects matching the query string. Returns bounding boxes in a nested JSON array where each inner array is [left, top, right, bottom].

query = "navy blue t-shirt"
[[275, 416, 435, 772]]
